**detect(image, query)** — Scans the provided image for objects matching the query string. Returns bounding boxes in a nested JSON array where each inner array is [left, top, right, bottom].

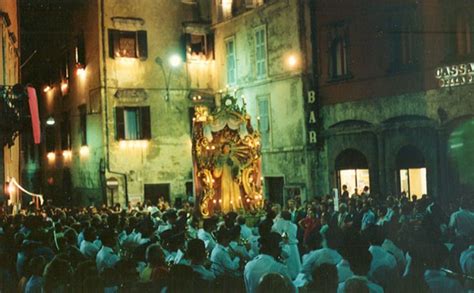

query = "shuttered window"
[[226, 38, 236, 85], [255, 26, 267, 79], [108, 29, 148, 60], [115, 106, 151, 140], [258, 97, 270, 148]]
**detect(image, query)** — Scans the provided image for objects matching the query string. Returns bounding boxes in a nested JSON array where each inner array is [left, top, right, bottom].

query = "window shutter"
[[141, 106, 151, 139], [76, 33, 86, 66], [115, 107, 125, 140], [108, 29, 120, 59], [206, 32, 215, 60], [137, 30, 148, 60]]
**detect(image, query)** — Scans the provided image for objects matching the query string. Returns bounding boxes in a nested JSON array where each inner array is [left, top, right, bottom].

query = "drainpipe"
[[99, 0, 129, 206]]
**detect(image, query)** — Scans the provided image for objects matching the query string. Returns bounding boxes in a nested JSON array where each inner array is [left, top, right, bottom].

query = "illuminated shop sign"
[[306, 90, 317, 145], [435, 63, 474, 88]]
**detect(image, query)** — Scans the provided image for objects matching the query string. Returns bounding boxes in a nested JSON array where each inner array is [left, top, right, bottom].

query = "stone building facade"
[[1, 1, 20, 202], [210, 0, 317, 204], [313, 0, 474, 200]]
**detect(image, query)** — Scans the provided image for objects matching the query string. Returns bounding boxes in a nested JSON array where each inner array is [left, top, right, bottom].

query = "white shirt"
[[80, 240, 99, 259], [210, 244, 240, 277], [96, 246, 120, 272], [381, 239, 405, 274], [191, 264, 216, 281], [368, 245, 397, 287], [244, 254, 290, 293], [248, 235, 260, 259], [337, 275, 384, 293], [336, 259, 354, 283], [240, 224, 253, 240], [198, 229, 216, 253], [449, 208, 474, 237], [301, 248, 342, 281], [230, 241, 250, 260], [424, 269, 464, 293]]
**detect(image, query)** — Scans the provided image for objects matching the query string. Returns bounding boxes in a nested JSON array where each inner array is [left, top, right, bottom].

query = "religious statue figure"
[[213, 143, 243, 212]]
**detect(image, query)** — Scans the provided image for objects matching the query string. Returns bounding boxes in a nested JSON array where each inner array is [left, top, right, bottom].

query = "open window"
[[115, 106, 151, 140], [108, 29, 148, 60], [397, 145, 427, 197]]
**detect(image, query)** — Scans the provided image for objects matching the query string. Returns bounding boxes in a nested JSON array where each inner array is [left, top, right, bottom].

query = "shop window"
[[115, 106, 151, 140], [328, 23, 350, 79], [336, 149, 369, 196], [255, 26, 267, 79], [397, 145, 427, 197], [257, 96, 271, 148], [225, 37, 237, 85], [79, 104, 87, 146], [108, 29, 147, 60]]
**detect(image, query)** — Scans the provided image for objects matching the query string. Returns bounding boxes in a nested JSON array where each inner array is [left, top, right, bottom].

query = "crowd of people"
[[0, 189, 473, 293]]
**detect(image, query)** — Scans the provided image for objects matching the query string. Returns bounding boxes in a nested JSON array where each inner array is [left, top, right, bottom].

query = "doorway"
[[397, 145, 427, 196], [264, 177, 284, 205], [335, 149, 370, 196], [144, 183, 170, 205]]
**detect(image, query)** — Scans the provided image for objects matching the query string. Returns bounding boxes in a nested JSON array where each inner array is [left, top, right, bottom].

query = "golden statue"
[[192, 94, 263, 216]]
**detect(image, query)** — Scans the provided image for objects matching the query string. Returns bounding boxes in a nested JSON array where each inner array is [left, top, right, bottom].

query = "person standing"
[[244, 232, 291, 293], [272, 211, 301, 278]]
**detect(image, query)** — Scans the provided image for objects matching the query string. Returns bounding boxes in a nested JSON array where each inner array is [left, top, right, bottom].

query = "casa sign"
[[435, 63, 474, 88]]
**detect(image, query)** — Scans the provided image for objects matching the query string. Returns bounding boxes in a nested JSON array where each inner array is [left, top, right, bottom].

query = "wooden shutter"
[[115, 107, 125, 140], [206, 32, 215, 60], [77, 33, 86, 66], [108, 29, 120, 59], [141, 106, 151, 139], [137, 30, 148, 60]]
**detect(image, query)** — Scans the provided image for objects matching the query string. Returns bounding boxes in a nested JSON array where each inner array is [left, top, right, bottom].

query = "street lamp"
[[155, 54, 182, 101]]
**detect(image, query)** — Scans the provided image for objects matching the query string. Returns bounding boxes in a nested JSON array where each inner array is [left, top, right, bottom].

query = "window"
[[79, 104, 87, 146], [115, 106, 151, 140], [185, 32, 214, 60], [258, 96, 270, 148], [225, 37, 236, 85], [339, 169, 370, 196], [75, 32, 85, 68], [328, 24, 349, 79], [61, 112, 71, 150], [108, 30, 148, 59], [399, 168, 427, 197], [255, 26, 267, 79], [388, 13, 418, 70], [456, 13, 473, 56]]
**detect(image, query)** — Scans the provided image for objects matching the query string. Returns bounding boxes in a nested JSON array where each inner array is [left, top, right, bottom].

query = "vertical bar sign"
[[306, 90, 318, 145], [27, 86, 41, 144]]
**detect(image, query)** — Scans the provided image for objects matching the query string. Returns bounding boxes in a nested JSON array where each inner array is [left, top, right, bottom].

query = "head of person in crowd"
[[224, 212, 238, 229], [271, 204, 281, 216], [163, 209, 178, 225], [229, 225, 241, 242], [256, 273, 294, 293], [287, 199, 296, 211], [187, 238, 208, 265], [363, 225, 385, 246], [29, 255, 46, 277], [258, 219, 273, 238], [305, 228, 323, 252], [146, 244, 166, 268], [215, 227, 232, 247], [83, 226, 97, 243], [237, 215, 246, 226], [339, 203, 348, 214], [325, 227, 342, 250], [100, 229, 117, 248], [188, 216, 200, 229], [344, 277, 369, 293], [259, 232, 283, 259], [202, 217, 217, 232], [309, 263, 338, 293], [281, 211, 291, 222], [265, 209, 276, 221]]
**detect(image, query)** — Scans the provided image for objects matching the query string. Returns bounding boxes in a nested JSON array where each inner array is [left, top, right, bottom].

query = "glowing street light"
[[287, 55, 298, 68], [169, 54, 182, 68], [46, 116, 55, 126], [43, 85, 51, 93]]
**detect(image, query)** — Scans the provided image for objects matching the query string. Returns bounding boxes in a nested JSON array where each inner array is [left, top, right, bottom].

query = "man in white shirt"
[[244, 232, 291, 293], [210, 228, 241, 278], [449, 197, 474, 239], [96, 230, 120, 273], [80, 227, 100, 259], [237, 216, 253, 240], [198, 218, 217, 253], [187, 238, 216, 282]]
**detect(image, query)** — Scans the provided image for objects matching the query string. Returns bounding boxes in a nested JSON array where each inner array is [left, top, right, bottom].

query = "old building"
[[313, 0, 474, 200], [38, 0, 215, 206], [1, 1, 20, 204], [211, 0, 317, 204]]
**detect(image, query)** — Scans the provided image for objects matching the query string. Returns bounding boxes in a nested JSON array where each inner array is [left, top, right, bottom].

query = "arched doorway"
[[397, 145, 427, 197], [335, 149, 370, 196]]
